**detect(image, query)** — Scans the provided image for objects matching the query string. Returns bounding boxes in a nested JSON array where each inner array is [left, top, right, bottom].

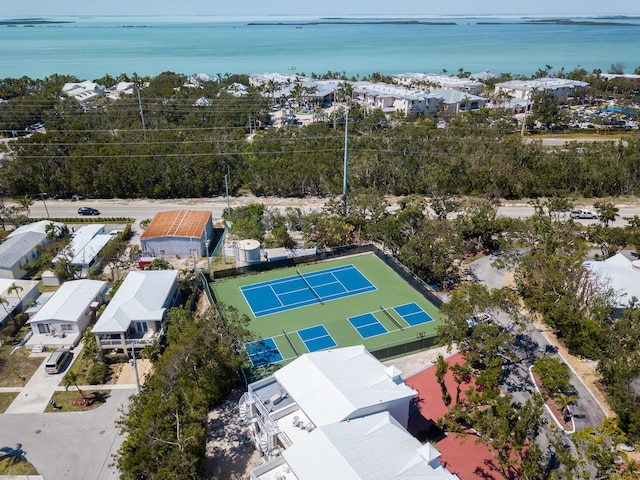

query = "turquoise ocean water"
[[1, 15, 639, 79]]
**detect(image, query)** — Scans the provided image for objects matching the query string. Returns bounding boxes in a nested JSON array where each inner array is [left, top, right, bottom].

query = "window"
[[38, 324, 50, 334], [135, 322, 148, 334], [61, 324, 74, 333]]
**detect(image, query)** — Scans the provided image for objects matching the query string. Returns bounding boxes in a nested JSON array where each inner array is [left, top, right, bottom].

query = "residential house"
[[26, 279, 108, 350], [250, 411, 458, 480], [494, 77, 589, 102], [54, 224, 113, 278], [62, 80, 106, 102], [583, 252, 640, 313], [140, 210, 213, 258], [393, 72, 483, 95], [0, 220, 62, 279], [0, 278, 40, 328], [431, 88, 486, 113], [91, 270, 179, 351], [352, 82, 442, 115], [239, 345, 417, 461]]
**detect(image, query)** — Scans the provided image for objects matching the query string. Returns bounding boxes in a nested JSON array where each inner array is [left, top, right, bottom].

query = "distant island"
[[247, 20, 456, 26], [479, 19, 640, 26], [0, 18, 73, 26]]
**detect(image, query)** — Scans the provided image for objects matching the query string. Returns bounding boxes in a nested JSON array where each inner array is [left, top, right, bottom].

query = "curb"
[[528, 365, 575, 434]]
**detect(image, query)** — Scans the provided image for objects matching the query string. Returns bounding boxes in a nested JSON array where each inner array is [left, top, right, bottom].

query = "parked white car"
[[570, 209, 598, 219]]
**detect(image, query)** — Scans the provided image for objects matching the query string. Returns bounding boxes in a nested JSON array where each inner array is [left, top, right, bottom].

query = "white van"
[[45, 349, 71, 374]]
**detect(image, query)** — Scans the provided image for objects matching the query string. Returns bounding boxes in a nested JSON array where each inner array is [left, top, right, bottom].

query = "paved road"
[[1, 347, 135, 479], [467, 255, 606, 431], [0, 389, 132, 480], [23, 198, 640, 227]]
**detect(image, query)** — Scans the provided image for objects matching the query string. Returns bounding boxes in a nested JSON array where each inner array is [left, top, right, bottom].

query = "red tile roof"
[[406, 352, 516, 480]]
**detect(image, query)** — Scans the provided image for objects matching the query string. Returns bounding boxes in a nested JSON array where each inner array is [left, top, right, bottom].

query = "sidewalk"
[[3, 346, 151, 414]]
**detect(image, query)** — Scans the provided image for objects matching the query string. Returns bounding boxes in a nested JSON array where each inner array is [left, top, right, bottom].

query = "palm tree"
[[7, 282, 23, 303], [554, 391, 579, 422], [63, 370, 87, 400], [0, 295, 19, 335], [17, 195, 33, 218]]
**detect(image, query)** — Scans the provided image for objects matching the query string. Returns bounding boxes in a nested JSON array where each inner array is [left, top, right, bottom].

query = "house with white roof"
[[352, 82, 442, 115], [431, 88, 486, 113], [0, 278, 40, 328], [0, 220, 63, 279], [250, 412, 458, 480], [494, 77, 589, 102], [583, 252, 640, 311], [26, 279, 108, 349], [239, 345, 417, 461], [62, 80, 106, 102], [393, 72, 483, 95], [92, 270, 179, 351], [54, 224, 113, 278]]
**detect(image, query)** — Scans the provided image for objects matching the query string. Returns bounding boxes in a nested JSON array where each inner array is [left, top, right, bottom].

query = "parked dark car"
[[78, 207, 100, 216]]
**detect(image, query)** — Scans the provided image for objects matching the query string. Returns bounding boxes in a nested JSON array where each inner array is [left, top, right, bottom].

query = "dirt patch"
[[205, 389, 261, 480]]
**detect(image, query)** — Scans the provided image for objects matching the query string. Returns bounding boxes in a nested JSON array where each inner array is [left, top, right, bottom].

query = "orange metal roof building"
[[140, 210, 212, 240]]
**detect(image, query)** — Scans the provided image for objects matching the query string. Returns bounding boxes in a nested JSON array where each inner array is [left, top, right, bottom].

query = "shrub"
[[86, 361, 110, 385]]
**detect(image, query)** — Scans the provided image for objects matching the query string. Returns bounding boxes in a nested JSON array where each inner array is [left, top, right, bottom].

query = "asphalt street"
[[467, 255, 607, 452], [0, 350, 135, 479], [22, 197, 640, 226]]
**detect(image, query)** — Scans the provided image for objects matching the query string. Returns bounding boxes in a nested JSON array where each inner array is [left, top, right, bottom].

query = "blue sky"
[[3, 0, 640, 17]]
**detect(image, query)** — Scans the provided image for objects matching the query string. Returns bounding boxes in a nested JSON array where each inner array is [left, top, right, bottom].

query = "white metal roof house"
[[0, 220, 63, 279], [0, 231, 49, 279], [494, 78, 589, 102], [26, 279, 108, 350], [54, 224, 113, 278], [250, 412, 458, 480], [583, 252, 640, 311], [352, 82, 442, 115], [0, 279, 40, 329], [62, 80, 106, 102], [92, 270, 179, 351], [393, 72, 483, 95], [431, 89, 487, 113], [239, 345, 417, 461]]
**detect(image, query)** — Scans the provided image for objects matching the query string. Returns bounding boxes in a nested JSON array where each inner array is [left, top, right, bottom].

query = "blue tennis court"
[[297, 325, 336, 352], [393, 303, 434, 326], [240, 264, 377, 317], [349, 313, 388, 339], [244, 338, 283, 367]]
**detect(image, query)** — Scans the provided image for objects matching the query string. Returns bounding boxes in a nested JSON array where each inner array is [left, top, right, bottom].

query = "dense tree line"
[[1, 73, 640, 201], [117, 305, 251, 479]]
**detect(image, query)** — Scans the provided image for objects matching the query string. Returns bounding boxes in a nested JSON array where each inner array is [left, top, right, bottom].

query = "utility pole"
[[39, 193, 50, 219], [343, 107, 349, 216], [204, 232, 211, 273], [130, 343, 141, 394], [224, 164, 231, 215], [136, 83, 146, 131]]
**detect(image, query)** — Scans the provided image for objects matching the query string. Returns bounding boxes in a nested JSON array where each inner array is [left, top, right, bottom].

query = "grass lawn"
[[0, 455, 38, 476], [47, 390, 111, 412], [211, 253, 443, 365], [0, 392, 18, 413], [0, 337, 43, 388]]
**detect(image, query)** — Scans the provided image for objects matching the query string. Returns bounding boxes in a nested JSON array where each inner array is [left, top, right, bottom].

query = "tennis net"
[[297, 268, 324, 304], [380, 304, 404, 330], [283, 329, 300, 356]]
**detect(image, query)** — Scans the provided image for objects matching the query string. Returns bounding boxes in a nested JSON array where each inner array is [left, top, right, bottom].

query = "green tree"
[[63, 370, 87, 400], [7, 282, 23, 303], [17, 195, 33, 218], [593, 200, 620, 227]]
